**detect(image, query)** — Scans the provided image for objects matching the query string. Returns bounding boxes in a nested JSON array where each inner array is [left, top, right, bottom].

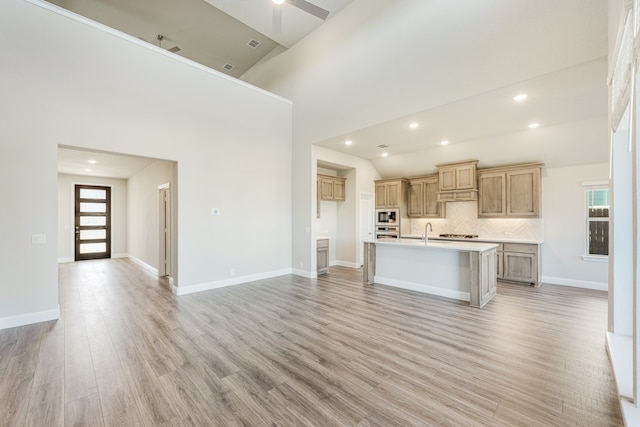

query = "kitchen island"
[[363, 238, 498, 308]]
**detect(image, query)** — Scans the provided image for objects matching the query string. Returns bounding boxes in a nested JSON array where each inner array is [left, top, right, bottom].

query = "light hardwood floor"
[[0, 259, 623, 426]]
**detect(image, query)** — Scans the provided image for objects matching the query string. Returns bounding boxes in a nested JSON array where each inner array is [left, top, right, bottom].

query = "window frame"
[[582, 181, 609, 262]]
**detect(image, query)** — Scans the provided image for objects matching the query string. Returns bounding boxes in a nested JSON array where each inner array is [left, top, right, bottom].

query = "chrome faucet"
[[424, 222, 433, 243]]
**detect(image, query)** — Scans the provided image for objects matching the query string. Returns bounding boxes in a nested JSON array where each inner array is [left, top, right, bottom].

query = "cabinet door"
[[507, 168, 540, 217], [496, 251, 503, 279], [439, 168, 456, 191], [423, 179, 443, 217], [320, 178, 334, 200], [375, 184, 388, 208], [478, 172, 506, 217], [407, 182, 423, 217], [503, 252, 536, 283], [333, 179, 345, 201], [386, 182, 401, 208], [456, 164, 476, 190]]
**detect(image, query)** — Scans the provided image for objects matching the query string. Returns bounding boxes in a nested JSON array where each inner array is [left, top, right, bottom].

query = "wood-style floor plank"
[[0, 258, 625, 426]]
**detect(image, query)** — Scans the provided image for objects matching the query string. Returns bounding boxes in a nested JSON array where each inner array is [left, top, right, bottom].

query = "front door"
[[75, 184, 111, 261]]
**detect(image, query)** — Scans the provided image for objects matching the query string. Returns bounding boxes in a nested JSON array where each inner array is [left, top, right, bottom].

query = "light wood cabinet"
[[436, 160, 478, 202], [318, 174, 346, 202], [408, 175, 445, 218], [502, 243, 540, 285], [477, 163, 543, 218], [495, 243, 504, 279], [375, 179, 407, 209], [317, 238, 329, 275]]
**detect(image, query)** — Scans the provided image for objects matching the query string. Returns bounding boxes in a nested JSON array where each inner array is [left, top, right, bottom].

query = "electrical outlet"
[[31, 234, 47, 244], [211, 208, 220, 216], [230, 268, 235, 276], [299, 261, 303, 268]]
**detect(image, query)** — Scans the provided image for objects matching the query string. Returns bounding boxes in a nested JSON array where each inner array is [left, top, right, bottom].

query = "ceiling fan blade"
[[272, 5, 282, 34], [287, 0, 329, 20]]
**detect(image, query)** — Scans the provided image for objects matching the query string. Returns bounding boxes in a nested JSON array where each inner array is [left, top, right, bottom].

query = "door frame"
[[74, 184, 112, 261], [158, 183, 172, 277]]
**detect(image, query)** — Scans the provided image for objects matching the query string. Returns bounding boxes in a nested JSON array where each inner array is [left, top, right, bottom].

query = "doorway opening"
[[75, 184, 111, 261]]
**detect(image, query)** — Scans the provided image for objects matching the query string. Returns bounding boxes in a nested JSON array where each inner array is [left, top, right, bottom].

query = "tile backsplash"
[[409, 201, 544, 240]]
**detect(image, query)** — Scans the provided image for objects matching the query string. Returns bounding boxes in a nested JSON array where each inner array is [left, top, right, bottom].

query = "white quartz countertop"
[[317, 236, 330, 240], [371, 238, 498, 252], [400, 234, 544, 245]]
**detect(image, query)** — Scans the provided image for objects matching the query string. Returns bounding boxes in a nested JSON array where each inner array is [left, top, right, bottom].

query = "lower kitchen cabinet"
[[317, 238, 329, 275], [502, 243, 540, 285]]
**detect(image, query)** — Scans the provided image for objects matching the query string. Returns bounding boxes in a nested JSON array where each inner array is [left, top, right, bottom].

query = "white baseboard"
[[58, 257, 73, 264], [292, 268, 314, 279], [332, 260, 361, 268], [541, 276, 608, 291], [374, 275, 470, 302], [127, 255, 159, 276], [112, 253, 128, 259], [0, 305, 60, 330], [175, 268, 293, 296]]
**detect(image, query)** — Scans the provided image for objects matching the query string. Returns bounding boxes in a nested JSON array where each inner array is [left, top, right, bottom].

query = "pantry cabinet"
[[317, 238, 329, 275], [318, 174, 346, 202], [408, 175, 445, 218], [478, 163, 543, 218]]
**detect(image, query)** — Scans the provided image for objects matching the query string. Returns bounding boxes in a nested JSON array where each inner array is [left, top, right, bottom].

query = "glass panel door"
[[75, 185, 111, 261]]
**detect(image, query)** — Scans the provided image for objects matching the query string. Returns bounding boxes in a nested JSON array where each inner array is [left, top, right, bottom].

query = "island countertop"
[[370, 238, 498, 252]]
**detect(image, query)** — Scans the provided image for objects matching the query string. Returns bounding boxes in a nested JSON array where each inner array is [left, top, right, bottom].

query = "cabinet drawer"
[[503, 243, 537, 254], [317, 239, 329, 248]]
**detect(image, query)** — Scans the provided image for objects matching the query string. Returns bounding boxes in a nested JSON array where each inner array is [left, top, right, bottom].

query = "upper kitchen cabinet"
[[318, 174, 346, 202], [408, 175, 445, 218], [375, 178, 408, 209], [436, 160, 479, 202], [477, 162, 544, 218]]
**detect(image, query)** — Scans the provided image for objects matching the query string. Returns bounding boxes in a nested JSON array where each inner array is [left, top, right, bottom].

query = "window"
[[586, 188, 609, 256]]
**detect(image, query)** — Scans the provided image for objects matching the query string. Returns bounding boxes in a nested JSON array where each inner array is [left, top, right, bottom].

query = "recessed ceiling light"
[[84, 168, 93, 172], [528, 122, 540, 129], [345, 140, 353, 145], [409, 122, 419, 129], [381, 152, 389, 157], [514, 94, 528, 101], [88, 159, 97, 164], [272, 0, 285, 4], [440, 140, 449, 145]]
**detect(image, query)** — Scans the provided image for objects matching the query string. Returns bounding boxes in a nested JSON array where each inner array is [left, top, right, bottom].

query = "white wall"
[[57, 174, 128, 262], [541, 163, 610, 289], [0, 0, 292, 326], [127, 160, 176, 271], [0, 142, 59, 327]]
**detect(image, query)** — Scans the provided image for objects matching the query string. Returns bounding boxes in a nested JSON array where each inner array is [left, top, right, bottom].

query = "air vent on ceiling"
[[223, 63, 235, 71], [377, 144, 389, 149], [247, 39, 261, 49]]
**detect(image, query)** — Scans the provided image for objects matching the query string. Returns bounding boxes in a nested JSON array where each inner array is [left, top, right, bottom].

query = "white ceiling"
[[58, 147, 158, 179], [315, 58, 608, 160]]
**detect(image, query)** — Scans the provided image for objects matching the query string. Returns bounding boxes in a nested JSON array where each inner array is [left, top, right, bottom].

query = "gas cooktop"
[[439, 233, 479, 239]]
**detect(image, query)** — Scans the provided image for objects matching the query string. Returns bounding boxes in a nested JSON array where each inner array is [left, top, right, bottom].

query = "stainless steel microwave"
[[376, 209, 398, 224]]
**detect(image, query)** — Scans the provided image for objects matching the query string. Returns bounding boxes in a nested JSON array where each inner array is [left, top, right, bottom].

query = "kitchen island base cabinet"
[[363, 239, 497, 308]]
